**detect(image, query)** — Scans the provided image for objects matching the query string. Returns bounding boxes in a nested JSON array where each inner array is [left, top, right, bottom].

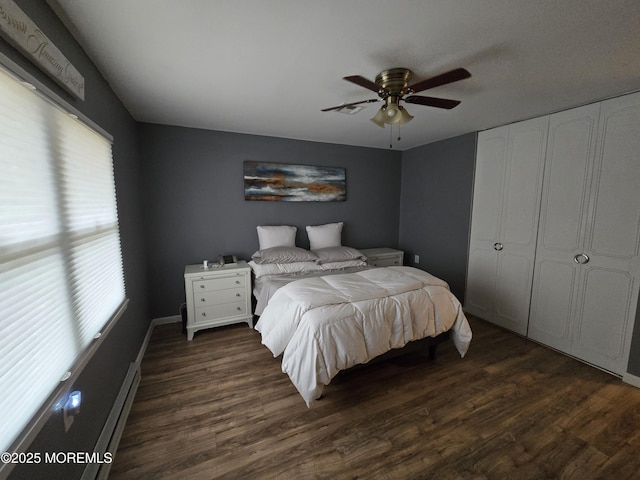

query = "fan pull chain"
[[388, 124, 403, 149], [388, 124, 402, 149]]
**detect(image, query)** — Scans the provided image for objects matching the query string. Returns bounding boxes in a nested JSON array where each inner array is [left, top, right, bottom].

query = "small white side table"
[[360, 248, 404, 267], [184, 261, 253, 340]]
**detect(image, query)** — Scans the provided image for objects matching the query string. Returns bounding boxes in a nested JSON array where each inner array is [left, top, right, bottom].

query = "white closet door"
[[528, 103, 600, 351], [466, 127, 507, 320], [466, 117, 548, 335], [572, 92, 640, 374], [493, 118, 548, 334]]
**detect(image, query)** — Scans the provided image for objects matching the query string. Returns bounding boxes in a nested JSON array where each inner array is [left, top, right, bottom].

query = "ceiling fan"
[[322, 67, 471, 127]]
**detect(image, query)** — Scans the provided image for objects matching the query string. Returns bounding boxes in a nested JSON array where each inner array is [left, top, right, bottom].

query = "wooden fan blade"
[[321, 98, 379, 112], [408, 68, 471, 93], [343, 75, 380, 93], [404, 95, 461, 109]]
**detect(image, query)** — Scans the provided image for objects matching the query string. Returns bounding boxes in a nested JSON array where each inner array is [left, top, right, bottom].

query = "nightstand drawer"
[[194, 302, 248, 323], [193, 274, 246, 292], [194, 287, 246, 306], [369, 256, 402, 267]]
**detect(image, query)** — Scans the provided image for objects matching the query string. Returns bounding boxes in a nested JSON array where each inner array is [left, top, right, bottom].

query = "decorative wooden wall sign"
[[0, 0, 85, 100]]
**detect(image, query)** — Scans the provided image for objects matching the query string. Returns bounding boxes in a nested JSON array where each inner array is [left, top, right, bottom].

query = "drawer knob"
[[235, 280, 240, 284], [200, 298, 205, 302], [236, 293, 241, 297], [200, 285, 205, 289], [201, 312, 206, 317], [236, 307, 241, 311]]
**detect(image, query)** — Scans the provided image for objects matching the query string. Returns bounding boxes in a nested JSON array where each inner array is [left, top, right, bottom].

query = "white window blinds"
[[0, 65, 126, 453]]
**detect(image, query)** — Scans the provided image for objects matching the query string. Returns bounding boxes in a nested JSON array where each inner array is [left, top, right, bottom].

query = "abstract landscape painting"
[[244, 161, 346, 202]]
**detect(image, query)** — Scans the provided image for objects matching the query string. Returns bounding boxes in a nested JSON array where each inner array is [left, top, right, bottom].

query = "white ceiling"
[[49, 0, 640, 150]]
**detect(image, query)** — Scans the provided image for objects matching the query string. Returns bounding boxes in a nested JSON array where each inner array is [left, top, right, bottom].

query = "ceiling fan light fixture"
[[398, 106, 414, 126], [371, 97, 412, 127], [386, 110, 401, 124], [370, 107, 387, 127], [383, 97, 402, 124]]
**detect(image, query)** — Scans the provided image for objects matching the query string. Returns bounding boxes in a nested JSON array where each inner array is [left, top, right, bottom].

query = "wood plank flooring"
[[108, 316, 640, 479]]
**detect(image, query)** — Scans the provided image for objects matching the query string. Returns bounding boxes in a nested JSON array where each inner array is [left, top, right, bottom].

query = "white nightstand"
[[184, 261, 253, 340], [360, 248, 404, 267]]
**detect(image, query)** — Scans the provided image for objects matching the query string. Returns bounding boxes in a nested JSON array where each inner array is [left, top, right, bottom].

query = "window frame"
[[0, 52, 129, 467]]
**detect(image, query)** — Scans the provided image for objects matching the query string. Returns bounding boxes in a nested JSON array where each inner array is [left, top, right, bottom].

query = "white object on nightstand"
[[360, 248, 404, 267], [184, 261, 253, 340]]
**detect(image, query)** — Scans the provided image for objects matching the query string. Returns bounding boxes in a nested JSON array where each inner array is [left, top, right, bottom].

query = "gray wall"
[[139, 123, 402, 318], [398, 133, 477, 302], [3, 2, 149, 479]]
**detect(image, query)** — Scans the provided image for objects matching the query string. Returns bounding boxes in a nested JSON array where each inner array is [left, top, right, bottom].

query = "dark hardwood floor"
[[108, 316, 640, 479]]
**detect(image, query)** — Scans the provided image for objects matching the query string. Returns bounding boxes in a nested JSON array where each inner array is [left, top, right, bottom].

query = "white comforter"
[[255, 266, 472, 407]]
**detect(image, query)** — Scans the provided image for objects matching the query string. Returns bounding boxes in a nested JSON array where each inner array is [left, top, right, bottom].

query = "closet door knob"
[[574, 253, 590, 264], [494, 242, 503, 251]]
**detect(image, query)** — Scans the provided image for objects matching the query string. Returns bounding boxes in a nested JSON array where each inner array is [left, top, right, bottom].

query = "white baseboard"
[[134, 315, 182, 366], [623, 372, 640, 389], [154, 314, 182, 325]]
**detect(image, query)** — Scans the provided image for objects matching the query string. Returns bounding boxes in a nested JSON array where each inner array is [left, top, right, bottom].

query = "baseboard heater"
[[82, 362, 141, 480]]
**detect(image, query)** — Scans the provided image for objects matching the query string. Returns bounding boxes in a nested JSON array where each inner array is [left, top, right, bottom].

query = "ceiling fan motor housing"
[[375, 68, 414, 98]]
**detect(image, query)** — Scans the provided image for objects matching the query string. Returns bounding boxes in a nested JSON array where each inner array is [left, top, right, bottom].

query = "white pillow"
[[257, 225, 297, 250], [306, 222, 343, 250]]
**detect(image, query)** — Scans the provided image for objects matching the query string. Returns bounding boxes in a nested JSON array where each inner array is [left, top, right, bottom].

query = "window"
[[0, 64, 126, 453]]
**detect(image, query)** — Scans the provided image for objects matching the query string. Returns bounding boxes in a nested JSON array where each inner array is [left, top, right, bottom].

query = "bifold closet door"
[[528, 103, 600, 353], [466, 117, 548, 335], [465, 126, 507, 322], [572, 92, 640, 374], [529, 92, 640, 375]]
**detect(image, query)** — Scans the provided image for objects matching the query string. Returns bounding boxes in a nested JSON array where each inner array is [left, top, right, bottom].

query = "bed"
[[249, 224, 473, 406]]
